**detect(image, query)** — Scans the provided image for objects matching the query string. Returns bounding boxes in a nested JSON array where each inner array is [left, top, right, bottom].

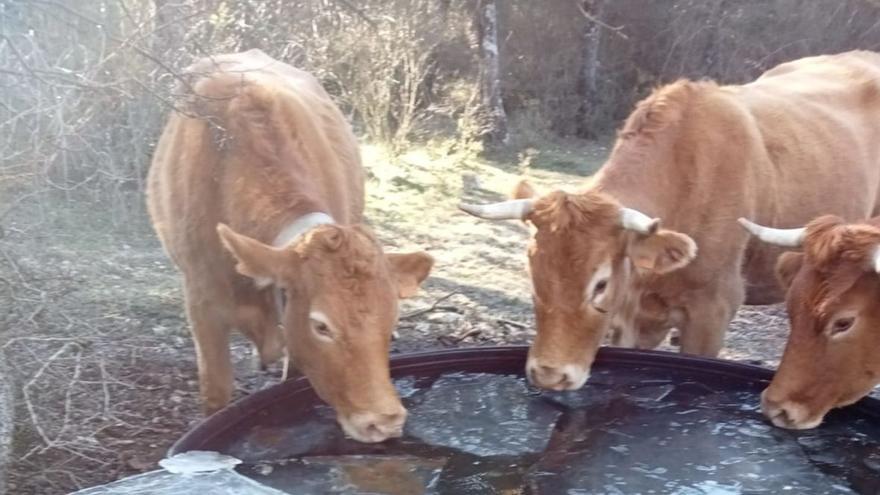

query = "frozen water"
[[405, 372, 560, 456], [89, 363, 880, 494], [159, 450, 241, 474], [237, 455, 445, 495], [863, 452, 880, 472], [226, 405, 342, 461], [394, 376, 421, 399], [524, 369, 878, 494], [69, 468, 288, 495], [70, 450, 286, 494]]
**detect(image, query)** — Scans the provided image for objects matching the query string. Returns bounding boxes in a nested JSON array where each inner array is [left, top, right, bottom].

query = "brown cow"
[[460, 50, 880, 391], [740, 215, 880, 429], [147, 50, 433, 442]]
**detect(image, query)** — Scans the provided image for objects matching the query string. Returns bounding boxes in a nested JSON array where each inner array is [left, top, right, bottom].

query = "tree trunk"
[[152, 0, 186, 59], [579, 0, 607, 138], [702, 0, 729, 79], [474, 0, 508, 145]]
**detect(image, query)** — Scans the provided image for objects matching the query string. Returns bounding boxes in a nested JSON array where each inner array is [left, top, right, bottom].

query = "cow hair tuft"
[[530, 190, 620, 233]]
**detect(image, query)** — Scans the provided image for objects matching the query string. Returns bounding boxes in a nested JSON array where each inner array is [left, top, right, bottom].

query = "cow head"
[[217, 223, 433, 442], [460, 181, 696, 390], [740, 215, 880, 429]]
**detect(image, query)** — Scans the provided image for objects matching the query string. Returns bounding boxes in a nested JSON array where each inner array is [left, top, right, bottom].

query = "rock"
[[461, 173, 482, 192], [426, 312, 462, 324], [152, 325, 171, 336]]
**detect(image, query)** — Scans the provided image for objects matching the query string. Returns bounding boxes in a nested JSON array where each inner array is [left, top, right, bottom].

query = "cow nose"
[[340, 407, 407, 443], [526, 361, 588, 391], [761, 390, 819, 430], [533, 365, 571, 387]]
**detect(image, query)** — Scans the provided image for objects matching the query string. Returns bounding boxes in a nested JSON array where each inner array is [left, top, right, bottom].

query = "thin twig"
[[331, 0, 378, 28], [400, 291, 461, 320], [1, 34, 53, 86], [574, 0, 629, 40], [54, 345, 83, 444], [496, 318, 528, 330], [21, 342, 80, 455], [438, 327, 482, 346]]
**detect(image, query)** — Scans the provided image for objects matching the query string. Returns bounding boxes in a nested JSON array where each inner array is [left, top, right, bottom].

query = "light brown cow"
[[460, 50, 880, 391], [147, 50, 433, 442], [740, 215, 880, 429]]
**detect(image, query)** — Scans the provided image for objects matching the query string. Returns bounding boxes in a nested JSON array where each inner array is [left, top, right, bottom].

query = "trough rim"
[[168, 345, 880, 456]]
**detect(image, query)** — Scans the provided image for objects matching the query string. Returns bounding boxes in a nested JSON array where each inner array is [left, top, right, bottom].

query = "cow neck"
[[273, 212, 336, 248], [591, 155, 669, 217], [270, 211, 335, 358]]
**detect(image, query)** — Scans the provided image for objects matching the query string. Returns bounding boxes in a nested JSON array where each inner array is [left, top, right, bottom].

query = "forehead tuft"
[[530, 191, 620, 234], [299, 225, 384, 281], [797, 261, 865, 321], [797, 216, 880, 319], [803, 215, 880, 272]]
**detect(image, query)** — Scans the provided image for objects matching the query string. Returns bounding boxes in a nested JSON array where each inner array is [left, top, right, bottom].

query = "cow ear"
[[628, 230, 697, 275], [387, 251, 434, 298], [776, 251, 805, 291], [510, 179, 537, 200], [217, 224, 293, 288]]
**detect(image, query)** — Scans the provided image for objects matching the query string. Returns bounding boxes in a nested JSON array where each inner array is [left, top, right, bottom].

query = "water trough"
[[161, 346, 880, 494]]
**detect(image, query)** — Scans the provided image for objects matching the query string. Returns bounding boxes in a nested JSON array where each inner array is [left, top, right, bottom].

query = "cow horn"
[[620, 207, 660, 235], [737, 218, 805, 247], [872, 245, 880, 274], [458, 199, 534, 220]]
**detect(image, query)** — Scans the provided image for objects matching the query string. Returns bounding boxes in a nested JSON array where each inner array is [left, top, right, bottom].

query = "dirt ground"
[[0, 139, 791, 494]]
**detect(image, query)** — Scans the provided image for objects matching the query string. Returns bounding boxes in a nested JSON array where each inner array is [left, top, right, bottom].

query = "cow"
[[146, 49, 433, 443], [739, 215, 880, 429], [459, 50, 880, 391]]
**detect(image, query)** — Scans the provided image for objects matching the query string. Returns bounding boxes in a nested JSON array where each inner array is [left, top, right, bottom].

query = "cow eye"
[[594, 279, 608, 296], [830, 316, 855, 336], [311, 319, 334, 340]]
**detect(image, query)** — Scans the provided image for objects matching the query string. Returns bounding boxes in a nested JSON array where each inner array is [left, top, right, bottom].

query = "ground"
[[0, 138, 790, 494]]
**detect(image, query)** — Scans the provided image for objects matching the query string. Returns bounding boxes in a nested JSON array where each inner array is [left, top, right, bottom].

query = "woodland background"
[[3, 1, 880, 493]]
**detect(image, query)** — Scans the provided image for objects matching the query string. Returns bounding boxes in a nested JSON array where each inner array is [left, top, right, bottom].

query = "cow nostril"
[[384, 411, 406, 427], [527, 363, 580, 389], [556, 371, 571, 387], [365, 422, 383, 438], [545, 367, 571, 384], [777, 407, 791, 423], [775, 404, 799, 426], [539, 365, 557, 377], [363, 411, 406, 437], [527, 364, 543, 384], [762, 392, 796, 427]]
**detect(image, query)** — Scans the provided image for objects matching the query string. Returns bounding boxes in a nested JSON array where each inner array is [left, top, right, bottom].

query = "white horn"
[[872, 245, 880, 274], [458, 199, 533, 220], [620, 207, 660, 235], [737, 217, 805, 247]]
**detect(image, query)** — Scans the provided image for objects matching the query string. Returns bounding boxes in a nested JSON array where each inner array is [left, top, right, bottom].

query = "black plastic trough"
[[169, 346, 880, 494]]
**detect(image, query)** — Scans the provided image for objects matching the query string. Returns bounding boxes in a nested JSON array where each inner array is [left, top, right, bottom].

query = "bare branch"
[[330, 0, 378, 28], [574, 0, 629, 40], [400, 292, 462, 320]]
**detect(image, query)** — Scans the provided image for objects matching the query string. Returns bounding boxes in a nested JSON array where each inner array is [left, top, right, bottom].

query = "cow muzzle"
[[526, 358, 590, 391], [338, 406, 408, 443], [760, 389, 824, 430]]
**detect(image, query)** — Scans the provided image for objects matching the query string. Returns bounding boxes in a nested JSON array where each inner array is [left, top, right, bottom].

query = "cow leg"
[[636, 324, 672, 349], [183, 285, 234, 415], [236, 302, 285, 370], [679, 281, 743, 357]]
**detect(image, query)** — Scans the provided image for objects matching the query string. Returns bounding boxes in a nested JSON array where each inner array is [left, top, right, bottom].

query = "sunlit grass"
[[361, 137, 611, 234]]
